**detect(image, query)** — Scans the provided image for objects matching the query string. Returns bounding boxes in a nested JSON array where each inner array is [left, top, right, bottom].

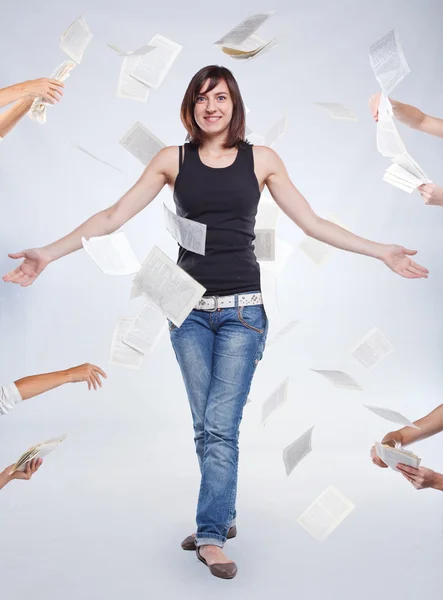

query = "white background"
[[1, 0, 442, 598]]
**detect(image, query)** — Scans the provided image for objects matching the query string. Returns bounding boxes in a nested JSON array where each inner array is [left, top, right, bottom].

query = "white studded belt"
[[195, 292, 263, 312]]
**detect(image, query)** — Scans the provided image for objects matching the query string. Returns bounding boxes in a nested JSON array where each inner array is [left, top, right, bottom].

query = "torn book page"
[[260, 237, 293, 275], [298, 486, 355, 542], [264, 114, 288, 148], [351, 327, 394, 370], [122, 301, 166, 356], [29, 61, 76, 124], [261, 377, 289, 426], [311, 369, 362, 391], [363, 405, 420, 429], [283, 426, 314, 476], [163, 203, 207, 255], [299, 216, 348, 265], [59, 15, 93, 64], [255, 192, 279, 230], [119, 121, 165, 166], [392, 152, 431, 183], [109, 317, 143, 369], [376, 94, 406, 157], [267, 320, 299, 347], [82, 232, 141, 276], [132, 246, 205, 327], [254, 229, 275, 261], [117, 55, 152, 102], [374, 443, 421, 472], [75, 145, 122, 172], [260, 269, 281, 338], [313, 103, 358, 121], [108, 44, 155, 57], [130, 34, 182, 90], [10, 434, 67, 474], [214, 11, 275, 46], [369, 28, 410, 96], [220, 33, 278, 61]]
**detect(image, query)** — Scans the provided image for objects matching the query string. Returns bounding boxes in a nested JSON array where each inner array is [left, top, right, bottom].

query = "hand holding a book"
[[418, 183, 443, 207], [0, 458, 43, 490], [397, 464, 443, 491], [370, 431, 402, 468], [66, 363, 107, 391]]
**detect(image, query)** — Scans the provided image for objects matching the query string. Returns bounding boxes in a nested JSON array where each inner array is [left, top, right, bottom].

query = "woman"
[[369, 92, 443, 207], [370, 404, 443, 492], [3, 65, 428, 579]]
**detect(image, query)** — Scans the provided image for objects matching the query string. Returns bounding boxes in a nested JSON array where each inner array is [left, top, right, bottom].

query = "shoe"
[[196, 545, 238, 579], [181, 525, 237, 551]]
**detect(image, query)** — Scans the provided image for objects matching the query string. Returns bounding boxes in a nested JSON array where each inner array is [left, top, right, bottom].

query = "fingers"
[[89, 375, 97, 391], [91, 371, 102, 389], [48, 79, 65, 90], [407, 265, 428, 278], [409, 261, 429, 274], [8, 252, 25, 259], [372, 457, 388, 468], [397, 464, 418, 476], [92, 365, 108, 379], [402, 248, 418, 256]]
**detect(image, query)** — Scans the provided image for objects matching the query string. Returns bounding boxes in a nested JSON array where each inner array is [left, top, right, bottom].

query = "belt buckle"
[[205, 295, 218, 312]]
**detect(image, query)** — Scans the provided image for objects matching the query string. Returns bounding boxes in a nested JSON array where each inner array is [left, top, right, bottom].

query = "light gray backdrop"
[[1, 0, 442, 598]]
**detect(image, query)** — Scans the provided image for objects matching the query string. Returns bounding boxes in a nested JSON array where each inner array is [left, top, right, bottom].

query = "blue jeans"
[[169, 295, 268, 548]]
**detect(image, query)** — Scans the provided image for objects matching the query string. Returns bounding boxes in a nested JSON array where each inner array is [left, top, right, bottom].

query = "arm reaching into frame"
[[0, 458, 43, 490], [369, 92, 443, 138], [254, 146, 429, 280], [0, 78, 64, 109], [2, 146, 178, 287]]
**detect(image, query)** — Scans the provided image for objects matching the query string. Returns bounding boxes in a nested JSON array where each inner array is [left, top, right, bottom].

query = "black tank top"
[[173, 142, 261, 296]]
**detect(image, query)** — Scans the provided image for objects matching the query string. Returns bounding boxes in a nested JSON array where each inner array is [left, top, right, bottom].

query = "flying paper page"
[[122, 301, 167, 356], [363, 405, 419, 429], [267, 320, 298, 347], [108, 44, 155, 57], [264, 114, 288, 147], [215, 12, 275, 46], [109, 317, 143, 369], [10, 435, 67, 474], [311, 369, 362, 391], [260, 237, 293, 275], [132, 246, 205, 327], [351, 327, 394, 369], [130, 34, 182, 89], [82, 232, 141, 275], [374, 443, 421, 472], [221, 33, 278, 61], [298, 486, 355, 542], [283, 426, 314, 476], [314, 103, 358, 121], [59, 15, 93, 63], [261, 377, 289, 426], [163, 203, 207, 255], [119, 121, 165, 166], [254, 229, 275, 261], [75, 146, 122, 172], [29, 61, 76, 124], [116, 46, 155, 101], [376, 95, 406, 157], [369, 28, 410, 96]]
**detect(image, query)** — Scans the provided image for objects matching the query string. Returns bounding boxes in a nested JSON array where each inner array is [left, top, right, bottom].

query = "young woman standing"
[[3, 65, 428, 579]]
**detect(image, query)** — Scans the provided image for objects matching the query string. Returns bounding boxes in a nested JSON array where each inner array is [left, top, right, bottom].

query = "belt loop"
[[235, 294, 239, 308]]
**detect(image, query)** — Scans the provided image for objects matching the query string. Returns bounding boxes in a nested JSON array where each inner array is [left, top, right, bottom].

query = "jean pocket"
[[237, 305, 267, 333]]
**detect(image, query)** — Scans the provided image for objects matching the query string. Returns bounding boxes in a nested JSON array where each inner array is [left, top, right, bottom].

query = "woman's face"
[[194, 78, 233, 138]]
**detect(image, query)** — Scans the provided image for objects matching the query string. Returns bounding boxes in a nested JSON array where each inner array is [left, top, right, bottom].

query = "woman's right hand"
[[370, 430, 403, 468], [21, 78, 65, 104], [2, 248, 52, 287]]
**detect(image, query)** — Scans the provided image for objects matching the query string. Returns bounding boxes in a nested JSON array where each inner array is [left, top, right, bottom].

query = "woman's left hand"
[[380, 245, 429, 279]]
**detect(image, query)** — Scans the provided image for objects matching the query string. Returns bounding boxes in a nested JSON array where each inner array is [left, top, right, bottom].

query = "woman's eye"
[[196, 96, 206, 102], [217, 96, 226, 101]]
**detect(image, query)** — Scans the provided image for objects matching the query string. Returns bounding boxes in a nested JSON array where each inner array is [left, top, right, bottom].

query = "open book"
[[9, 434, 67, 474], [374, 442, 421, 472]]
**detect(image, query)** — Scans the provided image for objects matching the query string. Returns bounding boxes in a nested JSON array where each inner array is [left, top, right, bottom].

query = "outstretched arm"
[[3, 146, 177, 286], [0, 98, 34, 138], [255, 146, 428, 279], [369, 93, 443, 138]]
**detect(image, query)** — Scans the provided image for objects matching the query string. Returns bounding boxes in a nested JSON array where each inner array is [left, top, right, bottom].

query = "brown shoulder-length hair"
[[180, 65, 246, 148]]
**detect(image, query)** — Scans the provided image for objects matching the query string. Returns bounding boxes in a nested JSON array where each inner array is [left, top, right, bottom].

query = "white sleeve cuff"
[[0, 383, 23, 416]]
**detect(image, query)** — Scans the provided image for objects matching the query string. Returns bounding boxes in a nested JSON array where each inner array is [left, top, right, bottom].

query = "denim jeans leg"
[[195, 305, 268, 548], [169, 311, 215, 473]]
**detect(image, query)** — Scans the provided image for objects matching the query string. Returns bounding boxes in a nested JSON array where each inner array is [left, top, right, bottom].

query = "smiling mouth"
[[204, 116, 222, 122]]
